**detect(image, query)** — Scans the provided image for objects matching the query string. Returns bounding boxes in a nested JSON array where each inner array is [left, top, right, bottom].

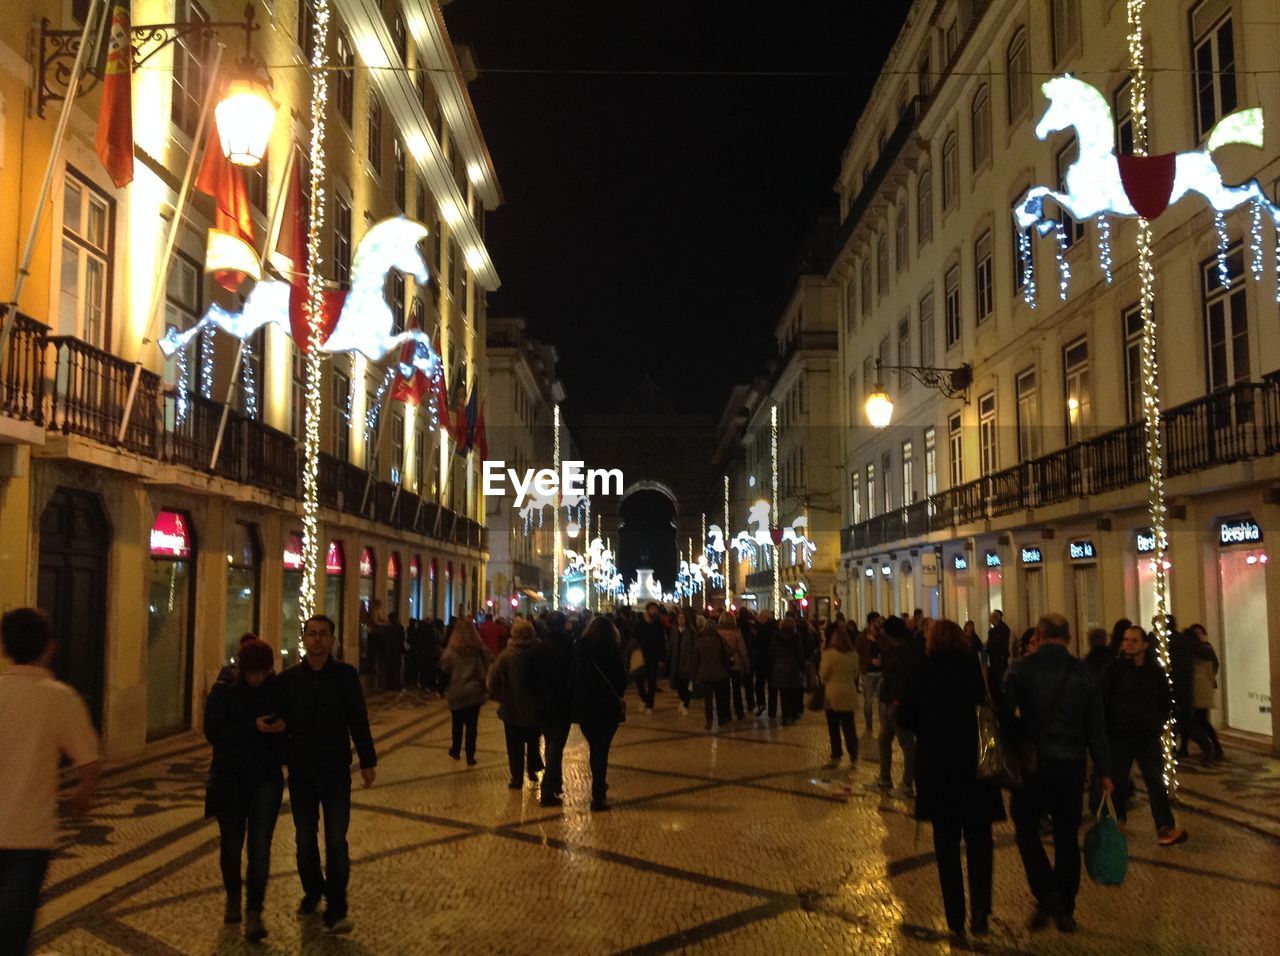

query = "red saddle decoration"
[[288, 283, 346, 353], [1116, 153, 1178, 220]]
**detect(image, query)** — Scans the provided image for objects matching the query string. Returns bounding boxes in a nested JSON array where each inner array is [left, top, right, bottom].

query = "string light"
[[1018, 229, 1037, 307], [1053, 220, 1071, 300], [723, 476, 730, 607], [175, 342, 190, 425], [1250, 198, 1264, 282], [241, 340, 258, 420], [771, 403, 780, 612], [199, 330, 215, 399], [1213, 210, 1230, 288], [1097, 213, 1113, 283], [552, 403, 561, 610]]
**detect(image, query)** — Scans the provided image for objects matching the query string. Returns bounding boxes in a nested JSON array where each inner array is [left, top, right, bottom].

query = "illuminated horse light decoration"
[[731, 501, 774, 567], [159, 217, 441, 378], [1014, 75, 1280, 303], [780, 515, 817, 567]]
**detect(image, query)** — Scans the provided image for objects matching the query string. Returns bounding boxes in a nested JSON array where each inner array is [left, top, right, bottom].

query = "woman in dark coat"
[[899, 618, 1005, 939], [666, 609, 698, 712], [693, 620, 732, 730], [570, 617, 628, 811], [203, 639, 286, 941], [769, 617, 806, 724]]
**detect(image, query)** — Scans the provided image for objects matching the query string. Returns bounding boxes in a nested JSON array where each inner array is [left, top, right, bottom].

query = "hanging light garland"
[[771, 404, 780, 613], [299, 0, 331, 632], [552, 402, 561, 610]]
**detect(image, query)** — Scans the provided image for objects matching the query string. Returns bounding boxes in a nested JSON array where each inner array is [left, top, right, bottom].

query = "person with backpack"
[[487, 617, 544, 790]]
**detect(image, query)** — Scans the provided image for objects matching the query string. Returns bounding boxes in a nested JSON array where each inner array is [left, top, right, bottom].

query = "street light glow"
[[865, 386, 894, 429], [214, 72, 277, 167]]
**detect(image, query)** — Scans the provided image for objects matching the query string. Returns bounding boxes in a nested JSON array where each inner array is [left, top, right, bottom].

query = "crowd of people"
[[0, 597, 1230, 950]]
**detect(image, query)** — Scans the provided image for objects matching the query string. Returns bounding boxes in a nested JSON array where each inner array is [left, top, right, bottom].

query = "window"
[[335, 32, 354, 125], [1007, 29, 1030, 123], [847, 371, 859, 423], [332, 369, 351, 461], [246, 155, 268, 212], [845, 278, 858, 332], [971, 86, 991, 169], [919, 291, 935, 368], [394, 138, 407, 209], [390, 410, 405, 482], [866, 464, 876, 518], [974, 231, 993, 323], [296, 0, 314, 57], [364, 384, 379, 473], [944, 20, 960, 66], [414, 426, 426, 493], [1016, 368, 1041, 460], [171, 0, 211, 136], [1123, 305, 1144, 423], [368, 95, 383, 173], [882, 452, 893, 514], [448, 240, 458, 300], [1051, 0, 1081, 65], [917, 169, 933, 245], [388, 272, 406, 333], [1063, 337, 1092, 443], [877, 235, 889, 296], [918, 52, 932, 99], [924, 426, 938, 497], [862, 356, 874, 403], [978, 392, 997, 475], [948, 412, 964, 487], [333, 193, 352, 286], [851, 472, 862, 524], [944, 264, 961, 349], [1055, 138, 1085, 245], [59, 171, 112, 348], [392, 10, 408, 62], [895, 203, 909, 271], [942, 132, 959, 209], [897, 318, 911, 391], [1192, 0, 1237, 141], [163, 253, 203, 397], [878, 337, 890, 392], [901, 441, 914, 504], [415, 175, 428, 223], [1203, 247, 1249, 392], [1114, 78, 1134, 156], [460, 264, 469, 316], [860, 260, 872, 316], [290, 344, 305, 440]]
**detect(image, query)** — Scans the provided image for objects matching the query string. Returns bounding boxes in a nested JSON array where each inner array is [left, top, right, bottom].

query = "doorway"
[[146, 510, 195, 738], [1071, 564, 1100, 655], [1218, 548, 1272, 736]]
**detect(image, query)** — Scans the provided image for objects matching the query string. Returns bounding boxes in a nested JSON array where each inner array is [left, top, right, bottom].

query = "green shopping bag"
[[1084, 792, 1128, 886]]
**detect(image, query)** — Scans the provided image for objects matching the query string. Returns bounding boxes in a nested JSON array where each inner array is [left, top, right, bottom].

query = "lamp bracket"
[[875, 359, 972, 404]]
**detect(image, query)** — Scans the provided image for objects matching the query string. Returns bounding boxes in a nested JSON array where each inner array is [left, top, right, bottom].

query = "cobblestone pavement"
[[31, 689, 1280, 955]]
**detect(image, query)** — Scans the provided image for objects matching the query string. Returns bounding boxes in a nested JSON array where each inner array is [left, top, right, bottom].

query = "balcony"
[[1, 312, 48, 445], [841, 377, 1280, 554]]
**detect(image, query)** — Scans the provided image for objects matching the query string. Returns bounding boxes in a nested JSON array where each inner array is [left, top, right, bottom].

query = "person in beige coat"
[[820, 625, 861, 766], [718, 613, 752, 720]]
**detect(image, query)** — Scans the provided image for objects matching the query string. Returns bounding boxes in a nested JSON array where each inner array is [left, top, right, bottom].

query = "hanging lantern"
[[865, 384, 894, 429], [215, 64, 277, 167]]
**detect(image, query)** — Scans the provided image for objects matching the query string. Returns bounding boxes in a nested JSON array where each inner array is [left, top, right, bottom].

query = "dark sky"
[[442, 1, 909, 417]]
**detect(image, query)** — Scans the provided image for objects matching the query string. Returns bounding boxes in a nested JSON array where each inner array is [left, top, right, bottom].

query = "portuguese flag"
[[95, 1, 134, 188]]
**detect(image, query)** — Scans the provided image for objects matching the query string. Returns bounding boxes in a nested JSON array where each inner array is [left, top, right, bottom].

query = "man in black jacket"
[[533, 613, 575, 807], [1002, 613, 1112, 934], [279, 615, 377, 935], [875, 615, 923, 797], [634, 602, 666, 713], [986, 610, 1011, 701], [1101, 626, 1186, 846]]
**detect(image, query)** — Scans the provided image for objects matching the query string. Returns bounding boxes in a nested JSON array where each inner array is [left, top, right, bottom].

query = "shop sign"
[[984, 550, 1002, 568], [921, 552, 939, 586], [283, 532, 305, 570], [1069, 539, 1096, 561], [1219, 517, 1262, 545], [149, 511, 192, 559], [952, 554, 969, 571], [1020, 546, 1043, 566], [410, 556, 421, 579], [360, 547, 375, 578], [1136, 529, 1156, 554], [326, 540, 344, 575]]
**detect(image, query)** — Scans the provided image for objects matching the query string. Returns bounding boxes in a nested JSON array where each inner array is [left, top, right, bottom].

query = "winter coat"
[[986, 621, 1011, 667], [570, 630, 627, 726], [531, 630, 575, 725], [382, 622, 406, 658], [900, 649, 1007, 823], [635, 617, 667, 664], [1192, 648, 1219, 710], [277, 656, 377, 773], [878, 632, 924, 702], [819, 648, 860, 712], [749, 619, 775, 672], [853, 630, 882, 674], [1084, 645, 1116, 673], [719, 625, 751, 675], [769, 630, 805, 689], [487, 631, 540, 726], [694, 630, 731, 683], [439, 644, 494, 711], [1000, 642, 1110, 768], [666, 626, 697, 682], [1100, 656, 1171, 741], [203, 675, 285, 818]]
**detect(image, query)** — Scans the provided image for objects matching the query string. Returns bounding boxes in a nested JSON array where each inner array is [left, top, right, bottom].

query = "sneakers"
[[1157, 826, 1189, 846], [323, 912, 353, 935], [825, 758, 841, 769], [297, 895, 321, 917], [244, 912, 267, 942], [447, 749, 460, 761], [466, 756, 478, 766]]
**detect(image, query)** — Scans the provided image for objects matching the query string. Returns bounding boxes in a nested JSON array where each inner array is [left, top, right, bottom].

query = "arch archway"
[[617, 488, 678, 593]]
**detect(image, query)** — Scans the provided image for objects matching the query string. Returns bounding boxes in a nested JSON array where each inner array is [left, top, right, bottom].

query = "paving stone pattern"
[[31, 689, 1280, 955]]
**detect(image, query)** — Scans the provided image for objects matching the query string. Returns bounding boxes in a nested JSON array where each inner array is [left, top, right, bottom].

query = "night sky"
[[442, 1, 909, 417]]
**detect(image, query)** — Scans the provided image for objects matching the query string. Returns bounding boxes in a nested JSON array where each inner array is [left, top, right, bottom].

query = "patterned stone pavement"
[[31, 689, 1280, 955]]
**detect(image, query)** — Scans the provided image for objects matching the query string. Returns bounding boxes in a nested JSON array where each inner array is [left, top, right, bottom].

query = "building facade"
[[0, 0, 500, 756], [831, 0, 1280, 748]]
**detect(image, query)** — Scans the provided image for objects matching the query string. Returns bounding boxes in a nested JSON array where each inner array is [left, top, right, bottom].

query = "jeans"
[[450, 703, 481, 759], [579, 720, 619, 801], [503, 722, 542, 782], [931, 806, 994, 931], [701, 679, 731, 726], [635, 656, 660, 708], [0, 848, 50, 954], [289, 765, 353, 917], [671, 677, 692, 708], [1011, 758, 1085, 915], [540, 721, 571, 799], [729, 672, 750, 718], [1110, 736, 1175, 832], [877, 699, 916, 786], [826, 710, 858, 760], [862, 671, 883, 731], [217, 774, 284, 912]]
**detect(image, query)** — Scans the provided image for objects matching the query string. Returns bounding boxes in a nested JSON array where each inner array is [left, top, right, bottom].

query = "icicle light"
[[1097, 214, 1113, 284]]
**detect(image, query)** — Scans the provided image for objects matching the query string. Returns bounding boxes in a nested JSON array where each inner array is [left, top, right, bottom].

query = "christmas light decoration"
[[553, 403, 561, 610], [1097, 214, 1113, 283], [199, 330, 215, 399], [241, 338, 258, 420], [723, 475, 730, 605], [771, 404, 780, 612], [1213, 210, 1230, 288], [175, 343, 190, 424]]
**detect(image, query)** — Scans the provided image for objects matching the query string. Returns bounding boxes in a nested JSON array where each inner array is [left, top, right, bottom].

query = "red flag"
[[272, 153, 308, 280], [288, 283, 344, 353], [95, 2, 133, 188], [390, 312, 429, 406], [432, 331, 452, 435], [196, 124, 256, 290]]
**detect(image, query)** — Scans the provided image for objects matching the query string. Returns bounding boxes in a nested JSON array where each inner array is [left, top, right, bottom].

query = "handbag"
[[1084, 792, 1129, 885], [594, 662, 627, 723], [628, 647, 645, 675], [976, 659, 1020, 788]]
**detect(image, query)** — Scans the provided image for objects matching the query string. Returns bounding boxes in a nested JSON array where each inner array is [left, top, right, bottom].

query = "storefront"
[[281, 531, 304, 655], [325, 540, 346, 656], [409, 555, 423, 620], [945, 550, 972, 625], [1132, 528, 1163, 632], [1019, 545, 1046, 634], [430, 558, 439, 619], [225, 522, 261, 663], [1216, 515, 1272, 737], [897, 560, 915, 616], [1068, 537, 1101, 655], [983, 550, 1004, 624], [387, 552, 402, 618], [920, 550, 940, 618], [359, 546, 376, 672], [445, 561, 455, 621], [146, 510, 195, 739], [877, 562, 893, 616]]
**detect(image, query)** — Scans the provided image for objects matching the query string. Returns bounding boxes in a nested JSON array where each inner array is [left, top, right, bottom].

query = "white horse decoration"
[[1014, 75, 1280, 304], [780, 515, 817, 567], [160, 217, 442, 378], [518, 487, 587, 534], [731, 500, 774, 567]]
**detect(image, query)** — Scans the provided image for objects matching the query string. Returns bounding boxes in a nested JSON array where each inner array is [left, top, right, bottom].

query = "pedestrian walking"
[[986, 611, 1011, 703], [694, 619, 732, 730], [854, 613, 884, 734], [382, 611, 406, 691], [1001, 613, 1112, 934], [634, 602, 667, 713], [216, 632, 263, 685], [749, 609, 775, 716], [875, 615, 922, 796], [1166, 616, 1216, 764], [666, 609, 698, 713], [1187, 623, 1224, 761], [770, 617, 806, 723], [278, 615, 377, 935], [1100, 626, 1187, 845], [819, 624, 860, 767], [571, 617, 628, 811], [439, 617, 495, 765], [365, 598, 388, 688], [531, 613, 575, 807], [718, 612, 752, 719], [487, 617, 544, 790], [0, 608, 99, 955], [900, 618, 1004, 939], [203, 638, 286, 940]]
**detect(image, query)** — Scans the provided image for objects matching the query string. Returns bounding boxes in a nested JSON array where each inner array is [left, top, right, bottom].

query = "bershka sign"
[[1219, 517, 1262, 545], [984, 550, 1002, 568], [1020, 546, 1043, 565], [1069, 539, 1096, 561], [1136, 529, 1156, 554], [482, 460, 624, 507]]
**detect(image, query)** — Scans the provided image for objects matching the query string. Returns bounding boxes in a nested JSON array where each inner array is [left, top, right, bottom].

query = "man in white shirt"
[[0, 608, 100, 954]]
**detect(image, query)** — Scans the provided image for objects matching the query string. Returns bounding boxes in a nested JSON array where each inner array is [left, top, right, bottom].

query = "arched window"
[[1006, 29, 1030, 123], [942, 132, 959, 209], [971, 85, 991, 169], [917, 169, 933, 245]]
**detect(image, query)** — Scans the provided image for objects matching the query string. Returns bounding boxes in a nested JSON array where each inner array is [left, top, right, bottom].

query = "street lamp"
[[865, 358, 973, 429], [215, 62, 277, 166]]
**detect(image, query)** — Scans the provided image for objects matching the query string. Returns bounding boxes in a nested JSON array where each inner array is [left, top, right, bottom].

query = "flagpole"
[[359, 396, 391, 517], [117, 43, 226, 447], [0, 0, 106, 365]]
